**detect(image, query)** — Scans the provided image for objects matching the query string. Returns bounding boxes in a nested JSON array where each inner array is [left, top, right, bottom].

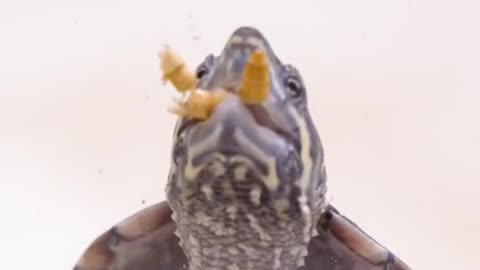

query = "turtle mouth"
[[177, 98, 296, 151], [179, 31, 299, 159], [178, 95, 299, 172]]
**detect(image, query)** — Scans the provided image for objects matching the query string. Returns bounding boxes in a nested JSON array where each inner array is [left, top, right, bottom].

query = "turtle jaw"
[[183, 95, 301, 191]]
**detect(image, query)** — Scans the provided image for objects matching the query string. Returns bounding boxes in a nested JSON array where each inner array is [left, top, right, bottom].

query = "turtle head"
[[169, 26, 325, 201], [166, 26, 327, 268]]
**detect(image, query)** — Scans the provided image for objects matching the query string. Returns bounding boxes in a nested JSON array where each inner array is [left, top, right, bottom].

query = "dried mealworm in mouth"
[[160, 46, 270, 120], [167, 89, 229, 120], [159, 45, 198, 92]]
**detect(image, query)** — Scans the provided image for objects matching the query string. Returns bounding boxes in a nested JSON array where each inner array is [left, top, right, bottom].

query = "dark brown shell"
[[73, 201, 411, 270]]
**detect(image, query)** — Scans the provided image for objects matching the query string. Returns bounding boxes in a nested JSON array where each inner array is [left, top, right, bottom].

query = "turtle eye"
[[285, 76, 303, 98], [195, 54, 215, 80], [196, 65, 209, 79]]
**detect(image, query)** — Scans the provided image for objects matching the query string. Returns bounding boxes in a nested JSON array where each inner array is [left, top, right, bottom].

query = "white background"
[[1, 0, 478, 269]]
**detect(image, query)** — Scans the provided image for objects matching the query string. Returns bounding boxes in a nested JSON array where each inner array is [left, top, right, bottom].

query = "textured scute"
[[73, 202, 188, 270]]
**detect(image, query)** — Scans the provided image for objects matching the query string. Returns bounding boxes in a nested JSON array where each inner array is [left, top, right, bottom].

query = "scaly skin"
[[166, 26, 327, 270], [73, 26, 412, 270]]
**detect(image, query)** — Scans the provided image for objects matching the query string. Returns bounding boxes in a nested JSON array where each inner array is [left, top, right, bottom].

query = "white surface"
[[1, 1, 479, 269]]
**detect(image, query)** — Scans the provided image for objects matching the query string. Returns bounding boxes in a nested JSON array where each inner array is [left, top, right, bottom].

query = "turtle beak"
[[186, 36, 293, 157], [192, 26, 297, 149]]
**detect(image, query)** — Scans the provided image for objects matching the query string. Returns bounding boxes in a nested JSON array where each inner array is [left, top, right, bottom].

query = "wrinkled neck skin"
[[165, 112, 327, 270], [166, 160, 325, 270]]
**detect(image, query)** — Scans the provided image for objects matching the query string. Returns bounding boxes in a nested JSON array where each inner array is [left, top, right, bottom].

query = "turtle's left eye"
[[285, 76, 303, 98], [195, 54, 214, 79], [196, 65, 209, 79]]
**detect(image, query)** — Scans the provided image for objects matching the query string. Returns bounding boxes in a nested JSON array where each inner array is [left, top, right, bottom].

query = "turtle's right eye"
[[285, 76, 303, 98]]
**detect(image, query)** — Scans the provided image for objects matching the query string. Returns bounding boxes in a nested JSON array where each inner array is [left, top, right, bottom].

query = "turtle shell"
[[73, 201, 411, 270]]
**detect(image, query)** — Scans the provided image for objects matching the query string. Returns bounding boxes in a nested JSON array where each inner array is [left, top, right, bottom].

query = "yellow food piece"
[[168, 89, 229, 120], [162, 46, 270, 121], [159, 45, 198, 92], [239, 49, 270, 104]]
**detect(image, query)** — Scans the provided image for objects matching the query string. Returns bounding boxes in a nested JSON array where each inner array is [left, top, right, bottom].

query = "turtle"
[[73, 26, 412, 270]]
